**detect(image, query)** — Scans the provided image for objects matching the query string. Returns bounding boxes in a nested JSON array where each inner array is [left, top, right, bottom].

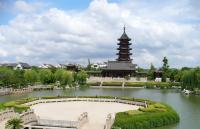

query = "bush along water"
[[112, 101, 179, 129]]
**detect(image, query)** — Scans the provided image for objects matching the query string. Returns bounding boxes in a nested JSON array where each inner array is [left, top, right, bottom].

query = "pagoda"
[[117, 26, 132, 61], [102, 26, 136, 77]]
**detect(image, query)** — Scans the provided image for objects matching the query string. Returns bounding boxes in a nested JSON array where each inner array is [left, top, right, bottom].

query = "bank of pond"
[[88, 81, 181, 88], [0, 96, 179, 129]]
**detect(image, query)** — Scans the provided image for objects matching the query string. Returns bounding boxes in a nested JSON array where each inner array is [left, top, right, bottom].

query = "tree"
[[54, 69, 64, 82], [0, 67, 14, 87], [12, 70, 26, 88], [147, 63, 156, 80], [39, 69, 55, 84], [76, 70, 88, 85], [5, 118, 23, 129], [54, 69, 74, 89], [24, 70, 38, 85], [162, 57, 170, 82], [61, 71, 73, 86]]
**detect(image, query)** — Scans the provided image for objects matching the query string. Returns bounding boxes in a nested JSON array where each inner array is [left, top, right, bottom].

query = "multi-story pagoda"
[[117, 27, 132, 62], [102, 26, 136, 77]]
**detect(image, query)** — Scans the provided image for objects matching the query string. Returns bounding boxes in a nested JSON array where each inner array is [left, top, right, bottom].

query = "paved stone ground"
[[31, 101, 139, 129]]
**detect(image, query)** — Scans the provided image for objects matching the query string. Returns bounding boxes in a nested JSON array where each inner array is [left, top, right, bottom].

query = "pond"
[[0, 87, 199, 129]]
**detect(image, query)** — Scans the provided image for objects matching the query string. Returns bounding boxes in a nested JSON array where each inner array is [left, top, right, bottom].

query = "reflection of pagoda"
[[102, 26, 136, 77]]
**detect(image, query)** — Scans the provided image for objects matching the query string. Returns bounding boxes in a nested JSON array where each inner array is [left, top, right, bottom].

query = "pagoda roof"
[[118, 26, 131, 41]]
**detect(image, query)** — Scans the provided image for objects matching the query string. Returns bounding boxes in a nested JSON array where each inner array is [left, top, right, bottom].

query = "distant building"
[[1, 62, 31, 70], [91, 62, 107, 69], [66, 64, 80, 72], [102, 27, 137, 77], [39, 64, 56, 69], [55, 64, 67, 69]]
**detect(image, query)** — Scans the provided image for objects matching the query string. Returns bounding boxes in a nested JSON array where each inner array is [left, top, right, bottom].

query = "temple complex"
[[102, 27, 137, 77]]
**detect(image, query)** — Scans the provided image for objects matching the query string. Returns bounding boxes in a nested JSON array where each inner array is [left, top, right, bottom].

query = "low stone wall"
[[20, 109, 38, 125], [0, 109, 17, 122], [35, 112, 88, 129], [88, 77, 147, 83], [24, 98, 147, 107]]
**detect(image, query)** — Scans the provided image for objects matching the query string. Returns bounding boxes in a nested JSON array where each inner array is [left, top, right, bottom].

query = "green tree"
[[76, 70, 88, 86], [162, 57, 170, 82], [147, 63, 156, 80], [61, 71, 73, 86], [5, 118, 23, 129], [24, 70, 38, 85], [0, 67, 14, 87], [182, 68, 200, 90], [12, 70, 26, 88], [39, 69, 55, 84], [54, 69, 64, 82]]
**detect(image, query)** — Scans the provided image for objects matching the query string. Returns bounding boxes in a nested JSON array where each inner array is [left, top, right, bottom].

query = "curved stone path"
[[31, 101, 139, 129]]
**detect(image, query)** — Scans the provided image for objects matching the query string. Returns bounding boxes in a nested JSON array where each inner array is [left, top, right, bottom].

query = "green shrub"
[[113, 103, 179, 129]]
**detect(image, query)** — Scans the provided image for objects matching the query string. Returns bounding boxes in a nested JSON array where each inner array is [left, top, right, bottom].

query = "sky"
[[0, 0, 200, 68]]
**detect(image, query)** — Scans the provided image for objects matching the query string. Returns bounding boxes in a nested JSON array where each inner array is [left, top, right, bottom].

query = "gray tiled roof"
[[103, 61, 136, 70], [18, 62, 31, 68]]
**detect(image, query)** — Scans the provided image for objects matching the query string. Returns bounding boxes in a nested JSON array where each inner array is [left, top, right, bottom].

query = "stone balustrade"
[[87, 77, 147, 83], [24, 98, 147, 107], [0, 109, 17, 122], [77, 112, 88, 129], [20, 109, 38, 125], [104, 113, 115, 129]]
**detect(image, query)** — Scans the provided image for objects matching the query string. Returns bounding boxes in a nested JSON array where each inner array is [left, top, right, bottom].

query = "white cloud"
[[0, 0, 200, 68], [14, 0, 46, 13]]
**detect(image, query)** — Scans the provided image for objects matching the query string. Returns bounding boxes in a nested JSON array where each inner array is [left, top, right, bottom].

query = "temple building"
[[102, 27, 137, 77]]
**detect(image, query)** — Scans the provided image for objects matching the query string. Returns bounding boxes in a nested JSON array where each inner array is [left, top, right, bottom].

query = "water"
[[0, 88, 200, 129]]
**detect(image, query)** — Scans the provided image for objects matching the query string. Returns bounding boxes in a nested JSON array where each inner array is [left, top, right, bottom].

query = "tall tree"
[[76, 70, 88, 85], [0, 67, 14, 87], [39, 69, 55, 84], [24, 70, 38, 85], [162, 56, 170, 82], [147, 63, 156, 80]]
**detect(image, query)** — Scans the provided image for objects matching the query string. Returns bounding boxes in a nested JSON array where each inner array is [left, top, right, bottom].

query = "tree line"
[[146, 56, 200, 90], [0, 67, 88, 89]]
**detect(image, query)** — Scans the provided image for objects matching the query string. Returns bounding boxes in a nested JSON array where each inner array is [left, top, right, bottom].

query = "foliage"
[[39, 69, 55, 84], [162, 56, 170, 82], [182, 68, 200, 90], [147, 63, 156, 80], [54, 69, 73, 88], [24, 70, 38, 85], [0, 67, 14, 87], [5, 117, 23, 129], [113, 103, 179, 129], [76, 70, 88, 85]]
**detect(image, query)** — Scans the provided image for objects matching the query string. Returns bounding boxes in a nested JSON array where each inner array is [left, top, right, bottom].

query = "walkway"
[[31, 101, 139, 129]]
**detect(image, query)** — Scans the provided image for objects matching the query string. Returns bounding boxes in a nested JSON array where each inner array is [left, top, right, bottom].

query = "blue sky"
[[0, 0, 200, 68]]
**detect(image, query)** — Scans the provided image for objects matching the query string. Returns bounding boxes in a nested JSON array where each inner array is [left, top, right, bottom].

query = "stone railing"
[[0, 109, 17, 122], [36, 112, 88, 129], [20, 109, 38, 125], [104, 113, 115, 129], [77, 112, 88, 129], [87, 77, 147, 83], [38, 118, 79, 128], [24, 98, 147, 108]]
